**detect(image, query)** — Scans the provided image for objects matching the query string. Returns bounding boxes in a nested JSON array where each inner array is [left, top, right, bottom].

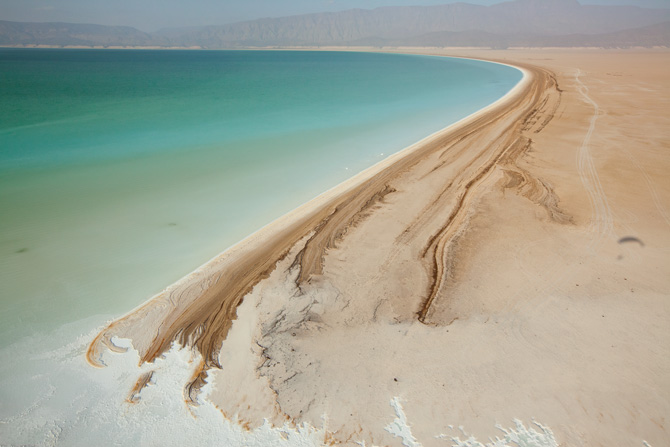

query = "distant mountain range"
[[2, 0, 669, 49]]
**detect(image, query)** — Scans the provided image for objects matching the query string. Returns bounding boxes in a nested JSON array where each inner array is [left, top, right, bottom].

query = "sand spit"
[[88, 50, 669, 446], [87, 57, 536, 380]]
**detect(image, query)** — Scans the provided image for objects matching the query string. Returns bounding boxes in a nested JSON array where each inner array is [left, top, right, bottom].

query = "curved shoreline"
[[87, 56, 550, 400], [81, 49, 670, 447], [86, 55, 528, 334]]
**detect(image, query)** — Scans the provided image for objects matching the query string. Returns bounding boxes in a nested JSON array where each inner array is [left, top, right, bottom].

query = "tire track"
[[574, 69, 616, 250]]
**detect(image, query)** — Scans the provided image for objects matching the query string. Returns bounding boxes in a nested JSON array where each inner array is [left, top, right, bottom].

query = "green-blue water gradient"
[[0, 49, 521, 345]]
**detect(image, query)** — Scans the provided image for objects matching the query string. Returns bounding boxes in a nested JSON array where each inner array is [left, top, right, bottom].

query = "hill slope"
[[2, 0, 669, 48]]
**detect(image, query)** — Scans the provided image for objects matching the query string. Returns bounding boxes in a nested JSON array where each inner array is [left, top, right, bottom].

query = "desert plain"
[[87, 48, 670, 447]]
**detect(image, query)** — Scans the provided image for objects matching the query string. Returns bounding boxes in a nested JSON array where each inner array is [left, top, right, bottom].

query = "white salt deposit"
[[0, 316, 566, 447]]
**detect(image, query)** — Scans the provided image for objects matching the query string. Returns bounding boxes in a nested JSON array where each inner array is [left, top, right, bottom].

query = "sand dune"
[[88, 49, 670, 446]]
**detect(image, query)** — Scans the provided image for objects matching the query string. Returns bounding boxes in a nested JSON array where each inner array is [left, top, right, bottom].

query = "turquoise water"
[[0, 49, 522, 445], [0, 49, 521, 347]]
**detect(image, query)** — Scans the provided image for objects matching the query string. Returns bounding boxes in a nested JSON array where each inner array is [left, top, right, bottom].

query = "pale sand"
[[88, 49, 670, 446]]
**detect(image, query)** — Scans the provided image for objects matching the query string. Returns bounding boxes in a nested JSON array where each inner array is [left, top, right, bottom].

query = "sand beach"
[[87, 49, 670, 447]]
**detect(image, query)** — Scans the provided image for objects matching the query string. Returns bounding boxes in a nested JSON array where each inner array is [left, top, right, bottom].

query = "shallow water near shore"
[[0, 49, 521, 345], [0, 49, 523, 444]]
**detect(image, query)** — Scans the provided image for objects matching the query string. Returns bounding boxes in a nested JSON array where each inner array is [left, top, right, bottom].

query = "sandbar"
[[88, 48, 670, 447]]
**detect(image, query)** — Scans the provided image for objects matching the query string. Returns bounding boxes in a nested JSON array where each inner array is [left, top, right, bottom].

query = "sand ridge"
[[86, 56, 537, 383], [87, 49, 670, 446]]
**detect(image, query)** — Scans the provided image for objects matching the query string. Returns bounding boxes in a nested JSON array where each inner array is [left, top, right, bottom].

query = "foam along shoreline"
[[86, 57, 533, 375]]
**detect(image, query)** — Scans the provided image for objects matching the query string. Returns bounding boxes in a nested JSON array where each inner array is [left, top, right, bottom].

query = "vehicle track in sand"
[[509, 71, 614, 303], [574, 70, 616, 251], [508, 70, 625, 308]]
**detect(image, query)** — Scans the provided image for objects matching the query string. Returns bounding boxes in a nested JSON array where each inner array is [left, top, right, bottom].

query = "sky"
[[2, 0, 669, 32]]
